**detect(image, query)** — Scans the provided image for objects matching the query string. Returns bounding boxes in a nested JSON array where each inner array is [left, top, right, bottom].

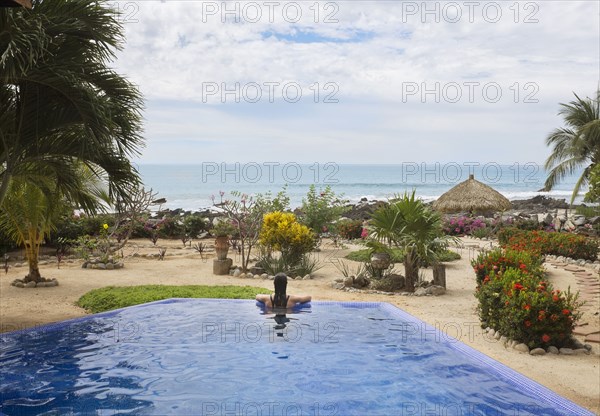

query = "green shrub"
[[183, 214, 208, 238], [299, 185, 348, 233], [337, 219, 363, 240], [471, 248, 544, 286], [498, 229, 599, 261], [77, 285, 270, 313], [475, 267, 582, 349]]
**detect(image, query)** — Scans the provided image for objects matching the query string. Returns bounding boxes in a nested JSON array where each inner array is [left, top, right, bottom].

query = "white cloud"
[[113, 0, 599, 164]]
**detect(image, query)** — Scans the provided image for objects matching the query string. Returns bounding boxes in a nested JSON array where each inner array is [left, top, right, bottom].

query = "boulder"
[[573, 216, 587, 226], [529, 348, 546, 356], [413, 287, 427, 296], [514, 343, 530, 353], [547, 346, 559, 354], [425, 285, 446, 296], [558, 348, 574, 355]]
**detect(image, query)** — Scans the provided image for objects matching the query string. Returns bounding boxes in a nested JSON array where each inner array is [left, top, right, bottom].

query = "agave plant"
[[369, 191, 453, 292]]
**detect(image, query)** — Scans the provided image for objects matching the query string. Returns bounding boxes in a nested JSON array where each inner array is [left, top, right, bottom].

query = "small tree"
[[214, 192, 262, 271], [0, 180, 61, 283], [299, 185, 348, 233], [369, 191, 451, 292]]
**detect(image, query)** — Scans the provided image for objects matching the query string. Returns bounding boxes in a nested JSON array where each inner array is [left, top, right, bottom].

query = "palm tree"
[[543, 90, 600, 203], [0, 0, 144, 208], [0, 165, 109, 283], [0, 179, 63, 283], [369, 191, 448, 292]]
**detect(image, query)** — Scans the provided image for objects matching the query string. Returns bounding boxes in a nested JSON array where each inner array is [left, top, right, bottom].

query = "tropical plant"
[[583, 163, 600, 204], [0, 0, 144, 208], [259, 211, 316, 269], [369, 191, 452, 292], [299, 185, 348, 233], [543, 90, 600, 203], [214, 192, 264, 271], [0, 180, 62, 282]]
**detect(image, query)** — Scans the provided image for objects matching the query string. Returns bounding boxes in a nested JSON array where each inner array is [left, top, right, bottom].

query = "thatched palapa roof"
[[432, 174, 511, 213]]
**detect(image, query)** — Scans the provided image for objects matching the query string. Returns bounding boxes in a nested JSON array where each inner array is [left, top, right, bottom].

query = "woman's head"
[[274, 273, 287, 293], [273, 273, 288, 308]]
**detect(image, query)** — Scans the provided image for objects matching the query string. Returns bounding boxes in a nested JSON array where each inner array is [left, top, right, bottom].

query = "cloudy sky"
[[110, 0, 599, 165]]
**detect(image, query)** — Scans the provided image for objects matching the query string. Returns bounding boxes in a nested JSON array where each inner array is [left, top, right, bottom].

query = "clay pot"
[[214, 236, 230, 260]]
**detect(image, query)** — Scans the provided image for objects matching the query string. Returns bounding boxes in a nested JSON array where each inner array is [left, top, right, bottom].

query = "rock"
[[233, 269, 241, 277], [572, 339, 586, 349], [268, 275, 274, 280], [303, 274, 311, 280], [413, 287, 427, 296], [106, 263, 114, 270], [530, 348, 546, 356], [332, 282, 345, 290], [25, 282, 36, 288], [425, 285, 446, 296], [15, 282, 24, 288], [82, 262, 89, 269], [547, 346, 559, 354], [343, 277, 354, 288], [354, 275, 368, 287], [494, 332, 502, 340], [253, 274, 261, 279], [573, 216, 587, 226], [540, 213, 553, 225], [488, 329, 496, 338], [499, 336, 508, 346], [97, 263, 106, 270], [239, 273, 247, 279], [249, 266, 264, 275], [261, 273, 268, 279], [514, 343, 530, 353], [115, 262, 124, 269], [573, 348, 589, 355], [509, 340, 519, 349], [589, 216, 600, 224], [584, 344, 593, 351], [553, 216, 562, 231], [559, 348, 574, 355], [37, 282, 47, 287]]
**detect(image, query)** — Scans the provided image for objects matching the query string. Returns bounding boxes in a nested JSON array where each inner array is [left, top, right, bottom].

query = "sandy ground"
[[1, 237, 599, 414]]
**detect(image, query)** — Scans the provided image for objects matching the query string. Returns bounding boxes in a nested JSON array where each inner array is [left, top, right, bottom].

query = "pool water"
[[0, 299, 594, 415]]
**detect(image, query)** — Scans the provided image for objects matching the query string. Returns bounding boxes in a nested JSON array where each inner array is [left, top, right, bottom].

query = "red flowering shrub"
[[337, 220, 364, 240], [497, 229, 599, 261], [475, 256, 583, 349], [471, 248, 544, 286]]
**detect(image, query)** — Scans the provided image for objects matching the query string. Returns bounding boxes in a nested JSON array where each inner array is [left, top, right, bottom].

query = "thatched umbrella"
[[433, 174, 511, 213], [0, 0, 32, 8]]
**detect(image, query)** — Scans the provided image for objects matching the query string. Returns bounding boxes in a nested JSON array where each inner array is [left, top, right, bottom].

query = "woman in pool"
[[256, 273, 311, 308]]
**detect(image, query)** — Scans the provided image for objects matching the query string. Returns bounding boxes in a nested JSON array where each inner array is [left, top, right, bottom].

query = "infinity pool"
[[0, 299, 593, 415]]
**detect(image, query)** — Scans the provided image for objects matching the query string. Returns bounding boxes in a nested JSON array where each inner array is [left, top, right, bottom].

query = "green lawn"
[[345, 248, 461, 263], [76, 285, 271, 313]]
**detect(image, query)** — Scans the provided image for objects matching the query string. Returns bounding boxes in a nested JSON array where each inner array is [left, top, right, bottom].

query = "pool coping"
[[0, 298, 595, 415]]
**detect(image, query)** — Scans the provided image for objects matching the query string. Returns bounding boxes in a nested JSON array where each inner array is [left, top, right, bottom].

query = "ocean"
[[137, 163, 587, 211]]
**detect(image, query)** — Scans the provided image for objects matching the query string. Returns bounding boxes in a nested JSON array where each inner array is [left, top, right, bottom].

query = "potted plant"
[[210, 219, 235, 260], [365, 240, 393, 277]]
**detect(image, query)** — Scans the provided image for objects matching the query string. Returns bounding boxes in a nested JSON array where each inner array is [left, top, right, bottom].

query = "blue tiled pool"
[[0, 299, 594, 415]]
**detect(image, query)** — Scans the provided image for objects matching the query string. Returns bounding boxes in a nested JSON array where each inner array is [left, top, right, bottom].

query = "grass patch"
[[76, 285, 271, 313], [345, 248, 460, 263]]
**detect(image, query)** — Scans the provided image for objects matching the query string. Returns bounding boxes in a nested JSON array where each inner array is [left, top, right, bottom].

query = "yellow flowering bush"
[[260, 212, 316, 266]]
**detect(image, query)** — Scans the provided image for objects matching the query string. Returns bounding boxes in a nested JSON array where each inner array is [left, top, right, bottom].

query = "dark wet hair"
[[273, 273, 288, 308]]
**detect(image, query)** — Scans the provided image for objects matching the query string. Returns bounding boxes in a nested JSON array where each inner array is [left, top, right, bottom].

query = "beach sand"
[[1, 237, 599, 413]]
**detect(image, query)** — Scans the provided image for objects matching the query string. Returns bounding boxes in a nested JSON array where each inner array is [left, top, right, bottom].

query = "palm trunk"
[[24, 244, 42, 283], [0, 171, 11, 208], [404, 250, 419, 292]]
